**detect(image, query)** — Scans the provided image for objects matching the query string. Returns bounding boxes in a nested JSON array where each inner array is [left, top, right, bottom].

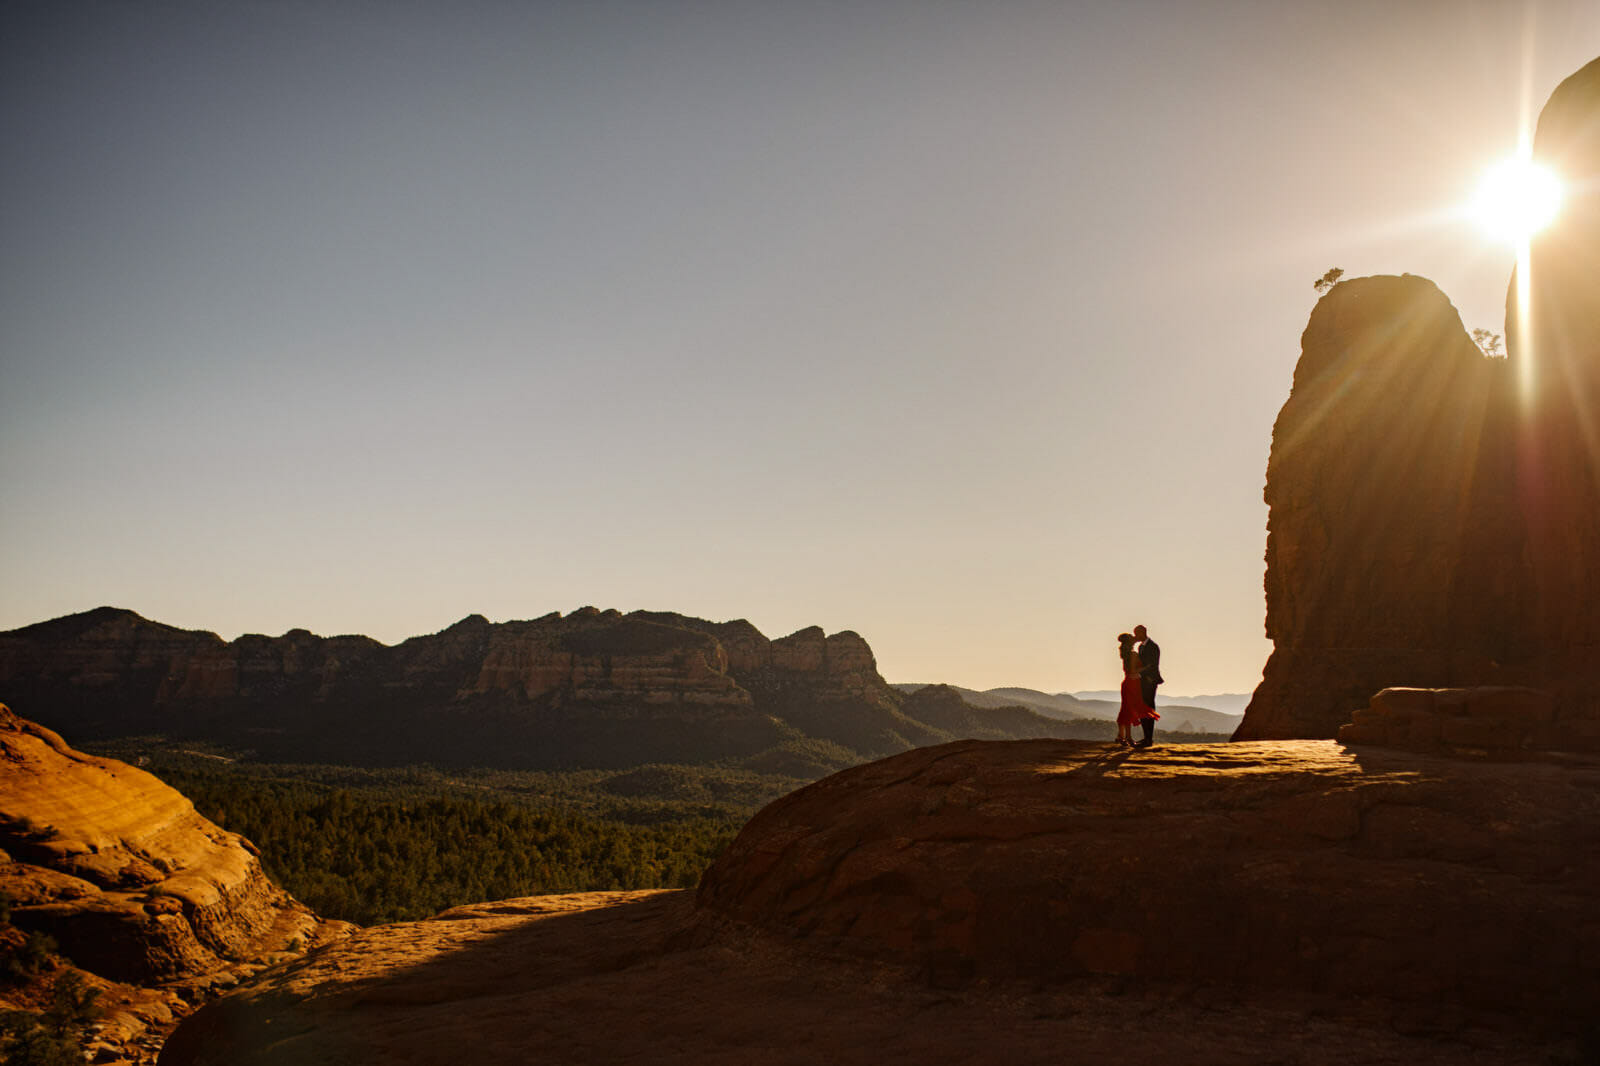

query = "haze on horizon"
[[4, 1, 1598, 696]]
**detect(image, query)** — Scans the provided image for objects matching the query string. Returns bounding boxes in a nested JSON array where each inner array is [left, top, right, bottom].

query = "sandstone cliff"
[[1236, 276, 1515, 739], [158, 739, 1595, 1065], [0, 706, 348, 1062], [1503, 55, 1600, 669], [0, 607, 1090, 770], [1236, 57, 1600, 740]]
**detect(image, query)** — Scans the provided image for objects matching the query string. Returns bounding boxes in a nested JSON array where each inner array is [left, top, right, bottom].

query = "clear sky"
[[3, 1, 1597, 695]]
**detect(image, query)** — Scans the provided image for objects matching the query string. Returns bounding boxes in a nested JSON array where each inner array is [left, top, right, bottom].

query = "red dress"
[[1118, 674, 1159, 726]]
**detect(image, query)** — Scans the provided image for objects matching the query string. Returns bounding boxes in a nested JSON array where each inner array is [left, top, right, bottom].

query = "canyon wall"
[[0, 605, 1070, 769]]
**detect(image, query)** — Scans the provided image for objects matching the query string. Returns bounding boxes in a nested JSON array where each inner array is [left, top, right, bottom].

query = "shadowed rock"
[[159, 739, 1597, 1064], [1505, 55, 1600, 667], [697, 739, 1599, 1025], [1237, 276, 1506, 740], [1237, 57, 1600, 741]]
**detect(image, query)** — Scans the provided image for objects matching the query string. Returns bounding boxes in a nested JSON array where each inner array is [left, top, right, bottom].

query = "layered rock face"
[[0, 707, 337, 982], [1, 606, 1042, 769], [1237, 60, 1600, 742], [0, 706, 347, 1061], [160, 740, 1595, 1065]]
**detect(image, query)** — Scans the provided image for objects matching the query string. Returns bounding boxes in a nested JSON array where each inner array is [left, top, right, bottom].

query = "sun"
[[1471, 156, 1562, 242]]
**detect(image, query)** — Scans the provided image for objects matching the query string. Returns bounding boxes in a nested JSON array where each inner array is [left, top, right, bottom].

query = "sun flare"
[[1471, 156, 1562, 242]]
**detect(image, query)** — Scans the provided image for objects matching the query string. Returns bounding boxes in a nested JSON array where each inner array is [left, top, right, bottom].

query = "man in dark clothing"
[[1133, 624, 1162, 748]]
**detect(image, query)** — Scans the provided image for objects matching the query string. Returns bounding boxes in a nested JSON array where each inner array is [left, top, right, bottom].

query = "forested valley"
[[90, 743, 816, 926]]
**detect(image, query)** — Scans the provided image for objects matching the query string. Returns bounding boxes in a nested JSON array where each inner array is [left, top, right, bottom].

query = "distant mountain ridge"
[[1071, 690, 1252, 717], [0, 607, 1117, 771], [896, 684, 1244, 735]]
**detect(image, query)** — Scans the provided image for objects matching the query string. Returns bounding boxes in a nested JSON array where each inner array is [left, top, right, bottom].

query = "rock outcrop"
[[1237, 56, 1600, 740], [1337, 685, 1600, 755], [1236, 276, 1517, 738], [0, 607, 1094, 770], [158, 739, 1595, 1065], [0, 706, 348, 1061], [696, 739, 1599, 1029]]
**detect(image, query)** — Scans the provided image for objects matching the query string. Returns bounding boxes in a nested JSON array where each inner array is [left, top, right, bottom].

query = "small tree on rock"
[[1313, 267, 1344, 294], [0, 971, 101, 1066], [1471, 328, 1505, 358]]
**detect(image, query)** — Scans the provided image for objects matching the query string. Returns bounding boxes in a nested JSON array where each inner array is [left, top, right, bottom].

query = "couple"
[[1115, 625, 1162, 748]]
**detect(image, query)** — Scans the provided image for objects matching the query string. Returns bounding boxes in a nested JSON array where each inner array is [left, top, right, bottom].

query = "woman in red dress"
[[1116, 632, 1158, 747]]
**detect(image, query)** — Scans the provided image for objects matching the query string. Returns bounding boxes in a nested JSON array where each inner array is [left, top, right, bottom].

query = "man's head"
[[1134, 625, 1148, 641]]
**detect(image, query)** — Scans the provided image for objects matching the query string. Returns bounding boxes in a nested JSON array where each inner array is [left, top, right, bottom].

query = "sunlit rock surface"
[[161, 739, 1596, 1065], [0, 705, 349, 1062]]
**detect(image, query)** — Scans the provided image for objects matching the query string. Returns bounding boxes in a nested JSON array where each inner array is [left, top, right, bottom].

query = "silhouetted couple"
[[1115, 625, 1162, 748]]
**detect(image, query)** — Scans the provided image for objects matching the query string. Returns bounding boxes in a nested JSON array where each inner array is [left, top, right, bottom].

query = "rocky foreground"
[[0, 707, 350, 1063], [161, 738, 1599, 1065]]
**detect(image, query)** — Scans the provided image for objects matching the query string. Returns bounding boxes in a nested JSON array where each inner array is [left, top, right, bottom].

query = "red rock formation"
[[0, 707, 343, 982], [1505, 56, 1600, 688], [0, 705, 349, 1061], [465, 615, 750, 707], [1, 607, 991, 768], [697, 739, 1600, 1033], [1237, 61, 1600, 741], [1236, 276, 1511, 738]]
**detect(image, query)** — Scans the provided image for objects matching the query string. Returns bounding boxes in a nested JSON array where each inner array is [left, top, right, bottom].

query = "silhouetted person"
[[1133, 624, 1162, 747], [1115, 633, 1145, 747]]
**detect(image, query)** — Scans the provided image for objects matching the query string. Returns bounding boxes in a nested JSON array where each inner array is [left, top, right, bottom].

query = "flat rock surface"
[[162, 739, 1596, 1064], [159, 889, 1566, 1066], [701, 739, 1600, 1023]]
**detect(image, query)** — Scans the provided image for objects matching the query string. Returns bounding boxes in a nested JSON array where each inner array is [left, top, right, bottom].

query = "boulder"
[[1337, 686, 1572, 754]]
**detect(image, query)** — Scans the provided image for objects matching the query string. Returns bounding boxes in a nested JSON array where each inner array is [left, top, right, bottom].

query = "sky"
[[3, 1, 1598, 696]]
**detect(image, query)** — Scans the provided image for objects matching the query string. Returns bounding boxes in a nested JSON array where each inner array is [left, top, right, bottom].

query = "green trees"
[[0, 972, 101, 1066], [3, 931, 57, 981], [165, 771, 737, 925], [1471, 328, 1505, 358]]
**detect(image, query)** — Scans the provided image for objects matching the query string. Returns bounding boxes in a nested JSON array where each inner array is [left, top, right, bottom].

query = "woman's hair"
[[1117, 632, 1135, 672]]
